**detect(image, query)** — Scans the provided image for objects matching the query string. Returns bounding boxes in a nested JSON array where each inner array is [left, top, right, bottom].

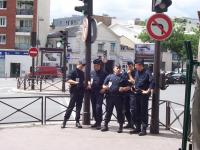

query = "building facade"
[[0, 0, 50, 77]]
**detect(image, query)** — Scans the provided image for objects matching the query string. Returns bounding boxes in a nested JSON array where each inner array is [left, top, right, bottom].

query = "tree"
[[192, 39, 200, 150]]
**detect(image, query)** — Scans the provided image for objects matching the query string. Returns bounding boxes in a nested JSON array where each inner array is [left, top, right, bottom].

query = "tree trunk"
[[192, 39, 200, 150]]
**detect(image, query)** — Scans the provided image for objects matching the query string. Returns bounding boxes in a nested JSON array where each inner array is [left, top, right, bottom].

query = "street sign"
[[91, 18, 97, 43], [82, 17, 89, 42], [29, 47, 38, 58], [146, 13, 173, 41]]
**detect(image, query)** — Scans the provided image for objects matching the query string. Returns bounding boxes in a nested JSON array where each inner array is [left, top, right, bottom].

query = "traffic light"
[[59, 30, 67, 44], [75, 0, 92, 16], [160, 72, 169, 90], [152, 0, 172, 13]]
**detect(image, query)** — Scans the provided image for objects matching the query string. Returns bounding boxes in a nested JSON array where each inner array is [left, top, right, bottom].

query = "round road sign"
[[146, 13, 173, 41], [29, 47, 38, 58], [82, 17, 89, 42]]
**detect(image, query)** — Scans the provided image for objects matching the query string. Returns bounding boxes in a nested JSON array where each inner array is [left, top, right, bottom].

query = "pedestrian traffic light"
[[152, 0, 172, 13], [160, 72, 169, 90], [75, 0, 92, 16]]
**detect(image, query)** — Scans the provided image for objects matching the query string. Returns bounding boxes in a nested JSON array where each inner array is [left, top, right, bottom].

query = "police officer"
[[89, 58, 107, 130], [129, 59, 154, 136], [123, 61, 136, 129], [101, 64, 130, 133], [61, 60, 86, 128]]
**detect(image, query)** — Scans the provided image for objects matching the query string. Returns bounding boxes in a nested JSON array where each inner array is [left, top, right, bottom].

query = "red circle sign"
[[29, 47, 38, 57], [146, 13, 173, 41]]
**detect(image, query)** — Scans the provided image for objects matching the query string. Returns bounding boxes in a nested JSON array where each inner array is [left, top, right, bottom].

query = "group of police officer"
[[61, 58, 154, 136]]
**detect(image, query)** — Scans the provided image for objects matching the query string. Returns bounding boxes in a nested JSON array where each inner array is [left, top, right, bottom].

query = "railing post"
[[40, 77, 42, 92], [24, 77, 26, 90], [166, 101, 171, 130]]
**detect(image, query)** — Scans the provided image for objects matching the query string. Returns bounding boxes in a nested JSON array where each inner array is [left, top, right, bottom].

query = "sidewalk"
[[0, 122, 182, 150]]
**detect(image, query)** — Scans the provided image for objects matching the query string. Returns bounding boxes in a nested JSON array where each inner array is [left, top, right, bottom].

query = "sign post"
[[29, 47, 38, 90], [146, 13, 173, 134]]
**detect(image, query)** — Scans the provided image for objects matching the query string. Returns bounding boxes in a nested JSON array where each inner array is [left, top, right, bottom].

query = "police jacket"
[[103, 73, 125, 95], [91, 70, 107, 92], [134, 69, 154, 91], [67, 68, 85, 92]]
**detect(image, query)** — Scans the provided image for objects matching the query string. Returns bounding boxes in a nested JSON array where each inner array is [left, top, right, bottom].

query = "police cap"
[[93, 58, 102, 65], [134, 59, 144, 65]]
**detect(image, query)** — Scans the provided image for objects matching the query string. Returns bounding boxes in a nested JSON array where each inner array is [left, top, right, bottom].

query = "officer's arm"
[[66, 71, 78, 85], [102, 75, 110, 90]]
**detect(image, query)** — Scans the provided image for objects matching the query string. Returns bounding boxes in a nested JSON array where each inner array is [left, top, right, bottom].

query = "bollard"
[[166, 101, 171, 130]]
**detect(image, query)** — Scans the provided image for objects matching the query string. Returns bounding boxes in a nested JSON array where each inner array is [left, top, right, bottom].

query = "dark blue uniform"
[[90, 70, 107, 126], [122, 70, 136, 128], [63, 68, 85, 124], [133, 69, 154, 132], [103, 73, 124, 126]]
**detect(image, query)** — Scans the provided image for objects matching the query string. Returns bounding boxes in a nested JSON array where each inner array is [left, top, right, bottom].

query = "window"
[[110, 43, 115, 51], [98, 43, 104, 52], [0, 34, 6, 44], [0, 0, 6, 9], [0, 17, 6, 27]]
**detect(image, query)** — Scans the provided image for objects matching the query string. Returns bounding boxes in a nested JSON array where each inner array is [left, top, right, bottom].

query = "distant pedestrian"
[[61, 60, 86, 129]]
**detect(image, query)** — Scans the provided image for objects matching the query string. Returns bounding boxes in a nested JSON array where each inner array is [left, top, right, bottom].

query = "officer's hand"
[[100, 88, 106, 94], [119, 87, 124, 92], [142, 90, 150, 94]]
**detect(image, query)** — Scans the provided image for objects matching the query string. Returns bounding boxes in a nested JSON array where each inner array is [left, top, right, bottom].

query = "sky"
[[50, 0, 200, 22]]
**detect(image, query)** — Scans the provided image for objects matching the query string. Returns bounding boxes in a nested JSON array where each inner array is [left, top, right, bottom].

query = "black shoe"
[[91, 123, 97, 128], [101, 125, 108, 132], [117, 125, 123, 133], [123, 123, 132, 129], [76, 122, 82, 128], [96, 125, 101, 130], [129, 128, 141, 134], [61, 121, 66, 128], [138, 130, 147, 136]]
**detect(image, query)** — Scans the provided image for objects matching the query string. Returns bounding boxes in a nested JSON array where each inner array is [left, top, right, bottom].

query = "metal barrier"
[[148, 99, 185, 134], [0, 95, 185, 136], [0, 96, 43, 125], [17, 77, 64, 92]]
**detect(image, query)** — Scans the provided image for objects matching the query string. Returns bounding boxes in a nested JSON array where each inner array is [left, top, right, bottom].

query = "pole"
[[31, 32, 36, 90], [150, 41, 160, 134], [62, 31, 68, 92], [181, 41, 193, 150], [82, 0, 92, 125]]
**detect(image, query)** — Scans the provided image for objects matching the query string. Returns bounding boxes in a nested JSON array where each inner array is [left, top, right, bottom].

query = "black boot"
[[130, 125, 141, 134], [138, 130, 147, 136], [117, 124, 123, 133], [76, 122, 82, 128], [123, 123, 132, 129], [61, 118, 67, 128], [96, 123, 101, 130], [101, 123, 108, 132]]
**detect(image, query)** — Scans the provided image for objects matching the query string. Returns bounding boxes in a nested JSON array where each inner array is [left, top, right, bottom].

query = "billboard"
[[42, 52, 62, 67], [135, 43, 155, 62]]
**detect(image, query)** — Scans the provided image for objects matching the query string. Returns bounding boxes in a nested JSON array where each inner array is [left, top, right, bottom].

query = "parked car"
[[28, 66, 63, 78], [167, 73, 186, 84]]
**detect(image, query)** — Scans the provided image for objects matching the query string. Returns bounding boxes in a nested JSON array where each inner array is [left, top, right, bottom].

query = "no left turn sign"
[[146, 13, 173, 41]]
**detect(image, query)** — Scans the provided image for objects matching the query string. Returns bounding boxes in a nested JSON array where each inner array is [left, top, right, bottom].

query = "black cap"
[[134, 59, 144, 65], [78, 59, 86, 66], [93, 58, 102, 65], [127, 61, 133, 65]]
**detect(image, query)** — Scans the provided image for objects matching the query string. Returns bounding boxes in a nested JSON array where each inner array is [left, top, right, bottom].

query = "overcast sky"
[[50, 0, 199, 22]]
